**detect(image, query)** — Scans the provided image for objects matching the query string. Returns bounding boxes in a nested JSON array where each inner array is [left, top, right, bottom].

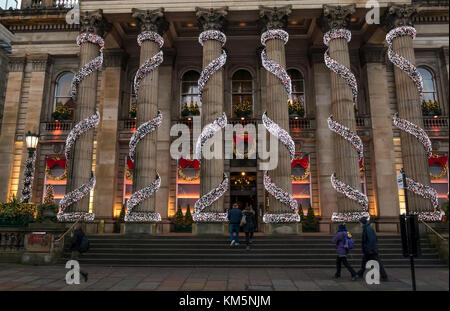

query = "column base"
[[265, 223, 300, 235], [124, 223, 162, 235], [193, 223, 228, 236]]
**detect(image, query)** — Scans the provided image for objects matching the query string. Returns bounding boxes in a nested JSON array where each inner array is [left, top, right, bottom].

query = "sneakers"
[[235, 243, 239, 246], [81, 272, 88, 282], [230, 240, 235, 247], [351, 275, 357, 281], [246, 245, 250, 251]]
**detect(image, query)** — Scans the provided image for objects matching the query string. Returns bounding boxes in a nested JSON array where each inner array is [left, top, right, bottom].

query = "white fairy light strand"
[[126, 31, 165, 222], [20, 152, 36, 203], [327, 115, 364, 161], [323, 29, 358, 105], [194, 112, 227, 160], [193, 173, 229, 222], [387, 26, 440, 221], [261, 29, 292, 97], [198, 30, 227, 105]]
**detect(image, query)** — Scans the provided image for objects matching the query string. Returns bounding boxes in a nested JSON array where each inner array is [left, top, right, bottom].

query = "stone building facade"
[[0, 0, 448, 234]]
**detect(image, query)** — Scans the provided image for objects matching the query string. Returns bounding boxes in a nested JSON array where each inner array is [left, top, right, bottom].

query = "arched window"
[[180, 70, 200, 115], [418, 67, 437, 102], [53, 72, 74, 119], [287, 69, 305, 104], [231, 69, 253, 118]]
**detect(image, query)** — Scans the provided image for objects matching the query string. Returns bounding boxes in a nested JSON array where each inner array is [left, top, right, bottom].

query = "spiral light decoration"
[[386, 26, 441, 222], [260, 29, 299, 223], [20, 152, 36, 203], [192, 30, 229, 222], [57, 33, 104, 222], [125, 31, 164, 222], [323, 29, 369, 222]]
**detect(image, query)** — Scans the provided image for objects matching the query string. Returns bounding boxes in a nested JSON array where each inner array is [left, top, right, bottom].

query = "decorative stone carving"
[[8, 56, 26, 72], [80, 9, 109, 36], [382, 3, 419, 31], [361, 45, 386, 65], [28, 54, 51, 72], [322, 4, 355, 31], [195, 6, 229, 32], [258, 5, 292, 32], [131, 8, 168, 35]]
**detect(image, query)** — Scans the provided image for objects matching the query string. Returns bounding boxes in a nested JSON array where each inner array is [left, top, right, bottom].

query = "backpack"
[[79, 235, 90, 253], [344, 231, 354, 250]]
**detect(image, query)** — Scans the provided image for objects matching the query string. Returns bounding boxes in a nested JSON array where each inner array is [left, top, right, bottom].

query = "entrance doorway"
[[230, 172, 258, 231]]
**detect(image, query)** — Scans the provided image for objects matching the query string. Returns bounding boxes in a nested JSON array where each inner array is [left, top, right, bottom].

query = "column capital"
[[321, 4, 355, 32], [27, 54, 52, 72], [361, 45, 386, 65], [382, 3, 419, 32], [195, 6, 229, 32], [8, 56, 26, 72], [131, 8, 168, 35], [80, 9, 110, 37], [258, 5, 292, 32]]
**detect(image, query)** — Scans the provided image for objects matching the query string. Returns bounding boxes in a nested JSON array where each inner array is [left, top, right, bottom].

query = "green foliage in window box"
[[181, 103, 200, 118], [233, 101, 252, 118], [288, 99, 305, 118], [422, 100, 442, 116], [129, 103, 137, 119], [52, 103, 71, 121]]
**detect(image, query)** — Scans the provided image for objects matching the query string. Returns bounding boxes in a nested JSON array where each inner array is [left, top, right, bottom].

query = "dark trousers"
[[245, 231, 254, 245], [71, 251, 88, 278], [357, 253, 388, 279], [335, 255, 356, 277]]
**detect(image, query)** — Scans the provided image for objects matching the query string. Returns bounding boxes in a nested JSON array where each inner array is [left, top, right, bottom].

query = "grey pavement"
[[0, 264, 447, 291]]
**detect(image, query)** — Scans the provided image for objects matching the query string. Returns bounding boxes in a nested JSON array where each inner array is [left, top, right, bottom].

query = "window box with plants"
[[129, 103, 137, 119], [288, 99, 305, 118], [0, 195, 36, 227], [173, 205, 193, 232], [422, 100, 442, 116], [233, 101, 252, 119], [181, 103, 200, 119], [52, 102, 71, 121]]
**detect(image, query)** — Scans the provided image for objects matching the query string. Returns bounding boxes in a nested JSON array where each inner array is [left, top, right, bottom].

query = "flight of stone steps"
[[61, 235, 446, 268]]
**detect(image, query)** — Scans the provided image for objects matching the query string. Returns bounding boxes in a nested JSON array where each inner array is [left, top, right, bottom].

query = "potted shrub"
[[233, 101, 252, 118], [288, 99, 305, 118], [129, 103, 137, 119], [422, 100, 442, 116], [0, 195, 36, 227], [36, 185, 59, 223], [302, 205, 318, 232], [115, 205, 126, 233], [52, 103, 71, 121], [181, 103, 200, 119], [173, 205, 185, 232]]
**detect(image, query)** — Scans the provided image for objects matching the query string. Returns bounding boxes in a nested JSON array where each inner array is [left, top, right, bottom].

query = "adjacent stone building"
[[0, 0, 448, 234]]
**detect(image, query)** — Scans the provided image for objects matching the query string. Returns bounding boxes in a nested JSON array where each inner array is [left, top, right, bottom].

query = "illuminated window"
[[291, 153, 312, 214], [287, 69, 305, 107], [430, 152, 449, 207], [180, 70, 201, 115], [53, 72, 75, 119], [43, 155, 67, 205], [418, 67, 437, 102], [176, 158, 200, 216], [231, 69, 253, 118]]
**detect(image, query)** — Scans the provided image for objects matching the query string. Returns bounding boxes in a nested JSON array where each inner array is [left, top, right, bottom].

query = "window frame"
[[230, 68, 254, 118], [53, 71, 75, 113], [180, 69, 201, 114], [287, 68, 306, 112], [418, 66, 438, 103]]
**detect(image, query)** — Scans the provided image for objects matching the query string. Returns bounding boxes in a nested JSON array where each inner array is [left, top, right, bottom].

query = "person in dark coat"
[[228, 203, 243, 247], [242, 204, 256, 250], [357, 217, 388, 281], [71, 222, 88, 282], [332, 223, 357, 280]]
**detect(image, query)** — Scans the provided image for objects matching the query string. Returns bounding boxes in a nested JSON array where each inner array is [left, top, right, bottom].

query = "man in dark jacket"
[[242, 205, 256, 250], [228, 203, 243, 247], [71, 222, 88, 282], [357, 217, 388, 281], [332, 223, 357, 280]]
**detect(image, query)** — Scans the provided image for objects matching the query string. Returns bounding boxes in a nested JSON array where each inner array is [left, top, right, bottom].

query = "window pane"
[[232, 81, 252, 93], [182, 82, 198, 94], [182, 70, 200, 82], [423, 79, 435, 93], [232, 94, 252, 105], [418, 67, 432, 80], [232, 69, 252, 81], [55, 73, 74, 97], [288, 69, 303, 80], [292, 81, 304, 93]]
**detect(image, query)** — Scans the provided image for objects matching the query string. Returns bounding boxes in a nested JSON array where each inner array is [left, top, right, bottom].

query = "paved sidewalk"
[[0, 264, 447, 291]]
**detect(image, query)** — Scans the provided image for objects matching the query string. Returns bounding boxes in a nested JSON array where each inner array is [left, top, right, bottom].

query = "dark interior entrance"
[[230, 172, 258, 231]]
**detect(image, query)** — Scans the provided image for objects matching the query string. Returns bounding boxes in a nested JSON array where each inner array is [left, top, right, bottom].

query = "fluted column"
[[196, 7, 228, 214], [322, 4, 361, 214], [384, 4, 432, 213], [259, 5, 292, 215], [131, 8, 168, 216], [66, 10, 107, 213]]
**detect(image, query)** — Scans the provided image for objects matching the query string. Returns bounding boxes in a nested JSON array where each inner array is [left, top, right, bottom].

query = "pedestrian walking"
[[71, 222, 89, 282], [242, 204, 256, 251], [332, 223, 357, 281], [228, 203, 243, 247], [357, 217, 388, 281]]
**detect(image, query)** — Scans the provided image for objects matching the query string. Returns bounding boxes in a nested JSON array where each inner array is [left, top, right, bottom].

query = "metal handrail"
[[420, 219, 447, 241], [55, 217, 82, 242]]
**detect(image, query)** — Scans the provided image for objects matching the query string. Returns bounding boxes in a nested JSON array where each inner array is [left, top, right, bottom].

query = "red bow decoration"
[[233, 134, 254, 145], [179, 158, 200, 170], [291, 157, 308, 169], [428, 155, 448, 167], [359, 158, 363, 168], [127, 157, 134, 170], [46, 157, 66, 169]]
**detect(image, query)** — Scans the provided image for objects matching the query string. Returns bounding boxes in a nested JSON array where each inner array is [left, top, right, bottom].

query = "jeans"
[[335, 255, 356, 277], [357, 253, 388, 279], [229, 224, 240, 244], [245, 232, 254, 246]]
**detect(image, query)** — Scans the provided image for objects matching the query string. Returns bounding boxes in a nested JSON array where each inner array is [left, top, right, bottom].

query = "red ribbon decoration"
[[428, 155, 448, 167], [359, 158, 363, 168], [291, 157, 308, 169], [127, 157, 134, 170], [45, 157, 66, 169], [233, 134, 254, 145], [179, 158, 200, 170]]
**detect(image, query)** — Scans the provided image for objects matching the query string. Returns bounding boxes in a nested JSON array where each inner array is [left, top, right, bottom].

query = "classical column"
[[195, 7, 228, 218], [311, 48, 337, 232], [322, 5, 363, 216], [65, 10, 108, 214], [0, 56, 25, 201], [259, 5, 293, 216], [383, 4, 433, 213], [362, 45, 399, 231], [128, 8, 167, 223], [93, 49, 125, 222]]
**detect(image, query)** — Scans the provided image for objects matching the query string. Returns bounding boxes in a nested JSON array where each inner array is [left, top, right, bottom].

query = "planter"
[[174, 224, 192, 232], [0, 215, 33, 227], [235, 112, 251, 119], [302, 223, 318, 232]]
